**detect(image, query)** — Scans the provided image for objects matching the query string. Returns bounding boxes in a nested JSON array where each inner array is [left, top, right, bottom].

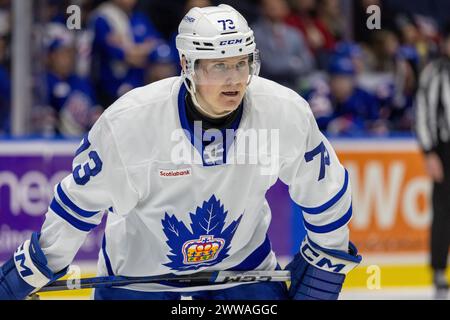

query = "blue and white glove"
[[286, 236, 362, 300], [0, 232, 67, 300]]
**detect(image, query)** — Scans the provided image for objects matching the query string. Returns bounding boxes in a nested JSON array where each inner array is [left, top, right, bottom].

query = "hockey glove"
[[0, 232, 68, 300], [286, 236, 362, 300]]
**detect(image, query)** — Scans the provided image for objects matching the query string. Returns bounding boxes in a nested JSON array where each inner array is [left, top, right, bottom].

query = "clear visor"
[[186, 51, 260, 86]]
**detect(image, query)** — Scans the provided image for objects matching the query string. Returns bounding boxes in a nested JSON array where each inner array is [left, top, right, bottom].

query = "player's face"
[[49, 46, 75, 79], [330, 75, 354, 102], [194, 55, 250, 116]]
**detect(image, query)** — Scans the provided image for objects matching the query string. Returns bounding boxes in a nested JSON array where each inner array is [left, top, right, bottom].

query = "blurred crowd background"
[[0, 0, 450, 138]]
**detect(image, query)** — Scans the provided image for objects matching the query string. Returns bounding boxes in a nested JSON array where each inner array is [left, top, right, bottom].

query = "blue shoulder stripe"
[[50, 198, 98, 232], [303, 204, 352, 234], [57, 184, 99, 218], [299, 169, 349, 215]]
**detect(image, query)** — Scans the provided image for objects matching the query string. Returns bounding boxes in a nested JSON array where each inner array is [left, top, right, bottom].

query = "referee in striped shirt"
[[415, 25, 450, 299]]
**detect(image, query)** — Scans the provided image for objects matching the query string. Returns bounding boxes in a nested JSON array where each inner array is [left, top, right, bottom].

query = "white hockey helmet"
[[176, 4, 260, 86]]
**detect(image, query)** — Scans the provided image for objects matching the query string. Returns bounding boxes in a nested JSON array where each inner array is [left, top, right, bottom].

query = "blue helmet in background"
[[334, 42, 363, 59], [327, 55, 355, 76], [149, 43, 178, 64]]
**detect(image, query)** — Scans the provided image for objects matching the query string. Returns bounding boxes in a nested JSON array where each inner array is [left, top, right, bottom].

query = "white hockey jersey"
[[39, 76, 352, 292]]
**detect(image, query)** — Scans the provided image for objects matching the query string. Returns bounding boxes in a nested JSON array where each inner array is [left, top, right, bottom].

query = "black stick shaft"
[[37, 270, 291, 292]]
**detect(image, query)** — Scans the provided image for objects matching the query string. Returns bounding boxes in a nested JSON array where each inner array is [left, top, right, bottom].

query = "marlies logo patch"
[[161, 195, 243, 271], [182, 235, 225, 264], [159, 168, 191, 178]]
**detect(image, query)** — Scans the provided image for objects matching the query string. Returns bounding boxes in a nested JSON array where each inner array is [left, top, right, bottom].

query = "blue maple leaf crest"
[[161, 195, 243, 271]]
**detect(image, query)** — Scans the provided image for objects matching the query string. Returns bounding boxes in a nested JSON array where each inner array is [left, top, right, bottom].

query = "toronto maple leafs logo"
[[161, 195, 243, 271]]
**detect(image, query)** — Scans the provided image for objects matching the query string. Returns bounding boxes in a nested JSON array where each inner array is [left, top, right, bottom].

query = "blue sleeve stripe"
[[57, 183, 99, 218], [50, 198, 98, 232], [303, 204, 352, 234], [102, 235, 114, 276], [299, 169, 349, 215]]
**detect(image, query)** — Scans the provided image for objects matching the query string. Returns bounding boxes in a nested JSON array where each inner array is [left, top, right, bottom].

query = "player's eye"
[[236, 60, 248, 70], [212, 63, 227, 72]]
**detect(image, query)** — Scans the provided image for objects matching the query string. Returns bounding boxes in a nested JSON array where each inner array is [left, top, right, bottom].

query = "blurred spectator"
[[285, 0, 340, 69], [334, 41, 366, 75], [37, 27, 101, 137], [90, 0, 166, 106], [252, 0, 314, 90], [0, 0, 10, 42], [394, 14, 423, 66], [306, 55, 386, 136], [0, 0, 10, 135], [38, 0, 68, 25], [44, 18, 94, 80], [386, 45, 417, 131], [0, 49, 10, 135], [413, 14, 440, 61], [286, 0, 324, 52], [415, 24, 450, 300], [367, 30, 399, 72], [168, 0, 213, 75], [381, 0, 450, 37], [364, 28, 418, 132], [145, 43, 178, 83], [72, 0, 98, 78], [315, 0, 344, 45]]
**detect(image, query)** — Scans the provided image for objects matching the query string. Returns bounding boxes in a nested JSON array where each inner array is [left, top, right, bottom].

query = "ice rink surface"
[[340, 287, 446, 300], [38, 287, 446, 300]]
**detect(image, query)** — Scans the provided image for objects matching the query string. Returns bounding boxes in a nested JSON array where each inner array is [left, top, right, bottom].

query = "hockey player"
[[0, 4, 361, 300]]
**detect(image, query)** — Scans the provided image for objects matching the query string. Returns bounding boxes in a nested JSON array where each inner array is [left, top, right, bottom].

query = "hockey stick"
[[36, 270, 291, 293]]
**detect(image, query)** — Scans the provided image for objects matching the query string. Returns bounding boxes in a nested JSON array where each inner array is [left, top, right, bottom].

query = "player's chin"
[[218, 100, 241, 114], [219, 91, 244, 107]]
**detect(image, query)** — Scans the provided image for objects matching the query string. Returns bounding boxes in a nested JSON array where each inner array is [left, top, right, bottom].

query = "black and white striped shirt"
[[415, 57, 450, 152]]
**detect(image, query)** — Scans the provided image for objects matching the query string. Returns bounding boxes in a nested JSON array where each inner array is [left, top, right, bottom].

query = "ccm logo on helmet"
[[219, 39, 243, 45]]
